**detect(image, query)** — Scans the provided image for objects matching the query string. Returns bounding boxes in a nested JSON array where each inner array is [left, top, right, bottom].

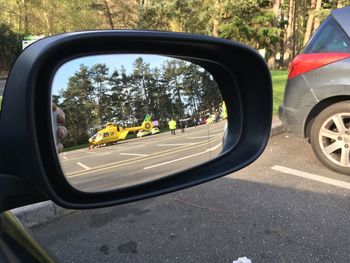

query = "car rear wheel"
[[310, 101, 350, 175]]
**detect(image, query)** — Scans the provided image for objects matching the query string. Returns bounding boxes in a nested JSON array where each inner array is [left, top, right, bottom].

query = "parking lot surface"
[[61, 121, 224, 191], [31, 132, 350, 262]]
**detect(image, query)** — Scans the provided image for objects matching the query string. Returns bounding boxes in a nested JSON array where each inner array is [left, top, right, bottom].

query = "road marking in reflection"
[[76, 162, 91, 170], [187, 135, 218, 139], [144, 142, 222, 170], [120, 153, 149, 157], [156, 143, 197, 147], [271, 165, 350, 190], [99, 152, 112, 156], [210, 129, 224, 133], [66, 135, 222, 178], [63, 156, 68, 160], [86, 151, 111, 156]]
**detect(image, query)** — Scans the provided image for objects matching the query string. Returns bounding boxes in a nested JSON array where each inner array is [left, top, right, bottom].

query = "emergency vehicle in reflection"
[[89, 115, 155, 147]]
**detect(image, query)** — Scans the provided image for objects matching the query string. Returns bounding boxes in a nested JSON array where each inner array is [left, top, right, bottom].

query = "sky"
[[51, 54, 170, 96]]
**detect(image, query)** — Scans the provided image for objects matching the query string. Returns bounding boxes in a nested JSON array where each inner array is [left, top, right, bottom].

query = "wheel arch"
[[304, 96, 350, 139]]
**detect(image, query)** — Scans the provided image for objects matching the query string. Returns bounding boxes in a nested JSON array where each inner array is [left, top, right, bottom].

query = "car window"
[[304, 17, 350, 53]]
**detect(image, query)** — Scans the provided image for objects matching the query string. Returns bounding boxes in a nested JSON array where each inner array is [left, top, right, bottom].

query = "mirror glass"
[[52, 54, 228, 192], [0, 78, 6, 111]]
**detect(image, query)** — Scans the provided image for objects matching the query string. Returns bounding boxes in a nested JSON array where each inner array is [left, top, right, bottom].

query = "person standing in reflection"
[[52, 103, 67, 153], [180, 120, 185, 133], [168, 118, 177, 135]]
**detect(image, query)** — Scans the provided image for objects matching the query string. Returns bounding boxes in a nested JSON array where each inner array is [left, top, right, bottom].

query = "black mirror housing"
[[0, 31, 272, 210]]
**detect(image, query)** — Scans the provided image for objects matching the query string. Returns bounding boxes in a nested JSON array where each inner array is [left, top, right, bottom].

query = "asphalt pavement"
[[61, 121, 225, 192], [29, 132, 350, 262]]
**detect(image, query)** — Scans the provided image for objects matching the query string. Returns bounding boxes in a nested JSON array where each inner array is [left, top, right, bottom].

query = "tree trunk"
[[284, 0, 296, 65], [337, 0, 343, 8], [43, 0, 52, 35], [15, 0, 22, 34], [279, 0, 285, 68], [23, 0, 29, 34], [104, 0, 114, 29], [313, 0, 323, 31], [303, 0, 317, 46], [272, 0, 280, 15], [268, 55, 276, 70], [268, 0, 281, 70], [211, 0, 222, 37], [212, 18, 219, 37], [292, 0, 297, 58]]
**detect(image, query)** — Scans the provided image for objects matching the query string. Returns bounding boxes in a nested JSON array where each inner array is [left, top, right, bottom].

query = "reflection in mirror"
[[52, 54, 228, 192], [0, 78, 6, 111]]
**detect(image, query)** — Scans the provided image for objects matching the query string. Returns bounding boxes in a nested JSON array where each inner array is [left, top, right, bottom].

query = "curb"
[[11, 201, 73, 228], [13, 119, 285, 228], [270, 118, 285, 137]]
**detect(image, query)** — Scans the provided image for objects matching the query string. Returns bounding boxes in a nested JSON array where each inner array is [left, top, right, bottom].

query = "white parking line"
[[187, 135, 218, 139], [210, 129, 224, 133], [66, 135, 223, 178], [156, 143, 197, 146], [144, 142, 222, 170], [86, 152, 111, 156], [76, 162, 91, 170], [63, 155, 68, 160], [271, 165, 350, 190], [120, 153, 149, 157], [98, 152, 112, 156]]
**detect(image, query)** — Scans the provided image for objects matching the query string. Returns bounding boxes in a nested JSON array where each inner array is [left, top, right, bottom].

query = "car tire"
[[310, 101, 350, 175]]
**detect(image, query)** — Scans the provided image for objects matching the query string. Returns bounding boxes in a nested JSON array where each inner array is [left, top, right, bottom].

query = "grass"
[[271, 70, 288, 113], [0, 72, 8, 80]]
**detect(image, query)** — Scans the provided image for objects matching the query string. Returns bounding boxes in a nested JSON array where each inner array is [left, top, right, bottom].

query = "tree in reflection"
[[56, 57, 222, 147]]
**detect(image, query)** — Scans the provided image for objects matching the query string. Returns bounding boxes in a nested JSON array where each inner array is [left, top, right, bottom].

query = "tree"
[[0, 23, 22, 73], [283, 0, 296, 64], [303, 0, 317, 46], [313, 0, 323, 30], [3, 0, 350, 74], [162, 59, 188, 118], [268, 0, 282, 69], [220, 1, 281, 65], [90, 63, 110, 124], [137, 0, 171, 30], [59, 65, 96, 146]]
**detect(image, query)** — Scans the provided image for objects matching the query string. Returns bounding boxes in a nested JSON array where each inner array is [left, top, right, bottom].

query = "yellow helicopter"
[[89, 115, 154, 147]]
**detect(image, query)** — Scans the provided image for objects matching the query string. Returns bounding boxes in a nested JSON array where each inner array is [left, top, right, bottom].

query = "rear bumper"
[[278, 104, 303, 136], [278, 76, 318, 137]]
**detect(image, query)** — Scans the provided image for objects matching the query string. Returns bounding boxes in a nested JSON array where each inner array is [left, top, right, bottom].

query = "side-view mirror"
[[0, 31, 272, 211]]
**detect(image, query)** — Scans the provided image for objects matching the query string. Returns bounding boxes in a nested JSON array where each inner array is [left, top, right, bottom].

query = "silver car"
[[279, 6, 350, 174]]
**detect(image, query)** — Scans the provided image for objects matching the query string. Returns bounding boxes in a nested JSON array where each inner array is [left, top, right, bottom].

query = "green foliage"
[[57, 57, 222, 147], [219, 1, 281, 53], [1, 0, 348, 72], [137, 1, 171, 30], [59, 65, 96, 146], [138, 0, 207, 33], [0, 23, 22, 72]]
